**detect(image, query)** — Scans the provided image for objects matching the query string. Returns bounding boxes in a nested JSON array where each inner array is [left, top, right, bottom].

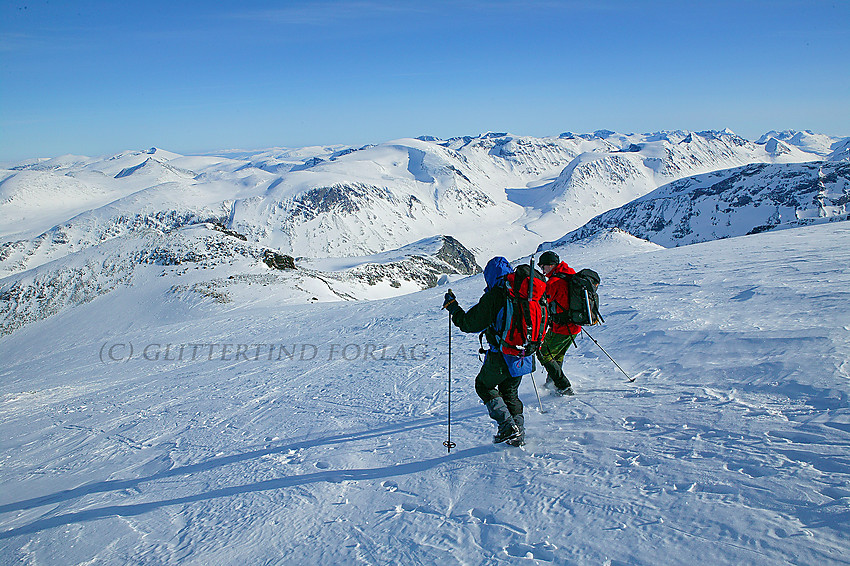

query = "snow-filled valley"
[[1, 129, 849, 564]]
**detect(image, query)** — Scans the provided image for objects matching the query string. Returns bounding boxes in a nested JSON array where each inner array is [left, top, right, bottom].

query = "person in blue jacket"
[[442, 257, 525, 446]]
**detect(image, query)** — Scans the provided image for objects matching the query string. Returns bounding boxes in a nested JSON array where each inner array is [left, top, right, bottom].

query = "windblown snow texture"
[[1, 222, 848, 564]]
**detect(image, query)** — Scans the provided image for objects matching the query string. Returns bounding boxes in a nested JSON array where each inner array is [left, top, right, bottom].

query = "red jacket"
[[546, 261, 581, 336]]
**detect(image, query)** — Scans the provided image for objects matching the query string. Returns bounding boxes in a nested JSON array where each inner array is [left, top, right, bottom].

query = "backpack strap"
[[508, 267, 535, 353], [480, 283, 508, 354], [477, 331, 488, 358], [547, 271, 571, 315]]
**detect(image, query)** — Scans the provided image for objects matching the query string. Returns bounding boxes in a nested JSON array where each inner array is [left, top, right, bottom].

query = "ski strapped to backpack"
[[479, 258, 549, 377], [550, 268, 604, 326]]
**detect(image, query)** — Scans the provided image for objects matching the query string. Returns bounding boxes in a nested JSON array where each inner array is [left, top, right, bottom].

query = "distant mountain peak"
[[113, 157, 194, 179], [764, 137, 792, 156]]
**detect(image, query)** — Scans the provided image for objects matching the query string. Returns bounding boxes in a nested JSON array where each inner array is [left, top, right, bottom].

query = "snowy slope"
[[828, 139, 850, 162], [756, 130, 847, 157], [194, 145, 354, 175], [523, 129, 824, 239], [0, 148, 200, 241], [545, 161, 850, 249], [0, 226, 479, 336], [1, 221, 848, 564]]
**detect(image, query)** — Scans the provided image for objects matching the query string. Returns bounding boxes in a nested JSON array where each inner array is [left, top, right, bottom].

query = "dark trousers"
[[474, 352, 523, 416], [536, 332, 577, 389]]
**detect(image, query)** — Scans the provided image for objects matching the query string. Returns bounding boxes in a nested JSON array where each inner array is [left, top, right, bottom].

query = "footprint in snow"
[[622, 416, 657, 431], [504, 542, 557, 562]]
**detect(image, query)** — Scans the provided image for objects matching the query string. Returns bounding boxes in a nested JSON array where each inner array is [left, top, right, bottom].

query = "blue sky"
[[1, 0, 848, 160]]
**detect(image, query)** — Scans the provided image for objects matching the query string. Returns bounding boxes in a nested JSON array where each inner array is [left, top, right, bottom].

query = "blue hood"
[[483, 256, 512, 292]]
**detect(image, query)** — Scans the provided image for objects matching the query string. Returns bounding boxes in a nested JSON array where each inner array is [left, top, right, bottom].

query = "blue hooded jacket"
[[483, 256, 512, 293]]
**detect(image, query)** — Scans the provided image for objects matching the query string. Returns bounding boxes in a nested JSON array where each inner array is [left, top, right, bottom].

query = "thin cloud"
[[224, 1, 433, 26], [0, 32, 32, 52]]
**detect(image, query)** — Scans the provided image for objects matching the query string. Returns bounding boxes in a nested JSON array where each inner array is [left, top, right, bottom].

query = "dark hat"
[[538, 251, 559, 266]]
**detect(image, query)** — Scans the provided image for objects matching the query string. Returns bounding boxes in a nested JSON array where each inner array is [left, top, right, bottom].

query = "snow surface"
[[1, 221, 848, 565]]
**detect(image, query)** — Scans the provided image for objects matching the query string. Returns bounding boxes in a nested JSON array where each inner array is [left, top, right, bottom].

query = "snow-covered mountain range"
[[1, 129, 848, 336], [545, 160, 850, 249], [3, 129, 845, 264]]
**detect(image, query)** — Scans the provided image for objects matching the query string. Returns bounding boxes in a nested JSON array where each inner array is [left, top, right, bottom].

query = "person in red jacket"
[[536, 251, 577, 396]]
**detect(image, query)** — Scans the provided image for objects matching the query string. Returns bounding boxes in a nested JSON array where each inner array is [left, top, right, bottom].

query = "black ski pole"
[[529, 365, 546, 413], [527, 254, 546, 413], [582, 327, 636, 382], [444, 291, 457, 453]]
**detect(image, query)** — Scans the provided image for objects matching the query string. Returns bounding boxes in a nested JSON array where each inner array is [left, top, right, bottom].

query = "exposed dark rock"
[[209, 222, 248, 241], [435, 235, 481, 275], [263, 250, 296, 270]]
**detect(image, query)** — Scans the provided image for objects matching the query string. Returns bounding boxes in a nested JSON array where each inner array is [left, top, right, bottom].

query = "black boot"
[[506, 413, 526, 447], [555, 385, 575, 396], [485, 398, 520, 444], [541, 359, 572, 392]]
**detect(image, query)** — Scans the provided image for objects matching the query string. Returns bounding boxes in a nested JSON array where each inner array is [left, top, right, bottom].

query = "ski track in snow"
[[1, 223, 849, 564]]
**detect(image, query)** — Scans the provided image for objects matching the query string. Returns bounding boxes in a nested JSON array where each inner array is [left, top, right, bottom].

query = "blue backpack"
[[480, 257, 548, 377]]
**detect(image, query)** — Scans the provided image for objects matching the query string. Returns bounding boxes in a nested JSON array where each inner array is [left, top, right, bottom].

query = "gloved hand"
[[442, 290, 461, 314]]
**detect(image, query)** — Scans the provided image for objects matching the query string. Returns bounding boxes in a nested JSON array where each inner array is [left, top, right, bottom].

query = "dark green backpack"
[[551, 268, 604, 326]]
